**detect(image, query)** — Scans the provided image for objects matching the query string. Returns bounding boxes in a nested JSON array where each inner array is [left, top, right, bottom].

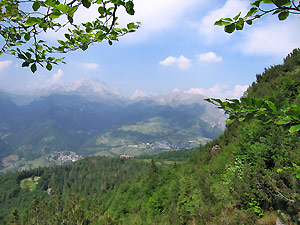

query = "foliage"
[[205, 97, 300, 133], [215, 0, 300, 33], [205, 48, 300, 133], [0, 0, 140, 72]]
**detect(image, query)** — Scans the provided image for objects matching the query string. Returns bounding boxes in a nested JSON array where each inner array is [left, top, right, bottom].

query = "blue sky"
[[1, 0, 300, 99]]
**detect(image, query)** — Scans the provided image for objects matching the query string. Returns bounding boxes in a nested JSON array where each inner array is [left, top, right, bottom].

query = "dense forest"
[[0, 49, 300, 224]]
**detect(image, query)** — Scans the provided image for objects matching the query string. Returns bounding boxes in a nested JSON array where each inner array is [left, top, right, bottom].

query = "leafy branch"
[[214, 0, 300, 33], [0, 0, 140, 72], [205, 97, 300, 133]]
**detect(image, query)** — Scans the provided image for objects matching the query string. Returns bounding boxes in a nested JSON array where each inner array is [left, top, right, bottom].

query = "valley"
[[0, 80, 226, 173]]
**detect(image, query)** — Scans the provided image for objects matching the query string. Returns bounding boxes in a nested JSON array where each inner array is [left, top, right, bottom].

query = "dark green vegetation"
[[0, 49, 300, 224], [0, 89, 225, 174]]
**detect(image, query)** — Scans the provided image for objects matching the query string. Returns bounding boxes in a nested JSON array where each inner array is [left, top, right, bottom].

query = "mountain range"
[[0, 78, 226, 173]]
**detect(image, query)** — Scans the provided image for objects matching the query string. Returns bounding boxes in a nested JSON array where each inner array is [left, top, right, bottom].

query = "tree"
[[215, 0, 300, 33], [0, 0, 139, 72]]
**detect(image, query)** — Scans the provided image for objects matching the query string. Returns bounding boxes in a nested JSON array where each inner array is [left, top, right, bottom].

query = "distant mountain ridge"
[[0, 79, 226, 173]]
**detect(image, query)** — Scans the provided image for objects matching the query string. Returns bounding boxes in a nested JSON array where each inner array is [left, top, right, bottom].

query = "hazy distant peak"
[[34, 78, 125, 100], [131, 89, 153, 99], [63, 78, 123, 97], [153, 91, 206, 106]]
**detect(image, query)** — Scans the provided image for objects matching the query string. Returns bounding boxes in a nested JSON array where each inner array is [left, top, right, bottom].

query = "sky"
[[1, 0, 300, 99]]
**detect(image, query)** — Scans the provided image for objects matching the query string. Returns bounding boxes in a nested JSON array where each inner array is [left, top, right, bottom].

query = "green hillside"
[[0, 49, 300, 224], [82, 116, 212, 157]]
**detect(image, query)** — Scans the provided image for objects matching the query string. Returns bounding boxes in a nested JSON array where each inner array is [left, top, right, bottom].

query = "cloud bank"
[[185, 84, 248, 99]]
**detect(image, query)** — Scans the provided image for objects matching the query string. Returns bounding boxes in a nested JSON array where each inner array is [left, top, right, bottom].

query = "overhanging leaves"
[[0, 0, 140, 72]]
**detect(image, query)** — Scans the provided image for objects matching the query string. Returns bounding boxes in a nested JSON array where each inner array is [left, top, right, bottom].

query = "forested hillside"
[[0, 49, 300, 224]]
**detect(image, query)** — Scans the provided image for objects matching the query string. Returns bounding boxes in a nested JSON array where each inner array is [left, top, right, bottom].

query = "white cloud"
[[82, 63, 99, 70], [197, 0, 249, 44], [160, 56, 177, 67], [236, 17, 300, 58], [0, 60, 12, 71], [27, 69, 64, 90], [196, 52, 223, 63], [160, 55, 191, 70], [119, 0, 204, 42], [52, 69, 64, 83], [185, 84, 248, 99], [172, 88, 180, 93]]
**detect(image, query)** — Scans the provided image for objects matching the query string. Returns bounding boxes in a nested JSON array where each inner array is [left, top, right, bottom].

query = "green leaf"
[[246, 7, 259, 17], [67, 15, 73, 23], [112, 0, 124, 5], [81, 44, 88, 51], [262, 0, 273, 3], [224, 23, 235, 33], [98, 6, 106, 16], [265, 100, 277, 113], [25, 17, 38, 26], [30, 64, 37, 73], [68, 5, 78, 15], [274, 118, 291, 124], [25, 52, 32, 59], [86, 26, 92, 33], [227, 118, 236, 124], [238, 117, 245, 122], [36, 45, 43, 51], [251, 0, 262, 7], [223, 17, 233, 22], [46, 63, 52, 71], [278, 11, 289, 20], [236, 20, 244, 30], [273, 0, 290, 7], [50, 9, 62, 19], [55, 4, 69, 13], [289, 124, 300, 133], [233, 12, 241, 20], [246, 20, 253, 25], [18, 53, 27, 60], [22, 62, 30, 67], [127, 22, 136, 30], [82, 0, 91, 8], [32, 2, 40, 11], [24, 33, 30, 41], [214, 20, 224, 26], [125, 1, 135, 15]]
